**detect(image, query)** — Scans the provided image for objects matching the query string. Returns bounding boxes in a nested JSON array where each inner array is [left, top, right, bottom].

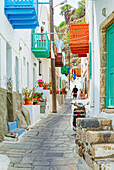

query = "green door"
[[106, 24, 114, 108]]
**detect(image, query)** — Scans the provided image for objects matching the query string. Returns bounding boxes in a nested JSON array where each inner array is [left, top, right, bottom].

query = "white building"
[[0, 0, 51, 93], [86, 0, 114, 119]]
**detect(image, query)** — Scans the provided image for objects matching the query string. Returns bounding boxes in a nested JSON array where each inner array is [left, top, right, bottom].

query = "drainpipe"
[[89, 0, 95, 108]]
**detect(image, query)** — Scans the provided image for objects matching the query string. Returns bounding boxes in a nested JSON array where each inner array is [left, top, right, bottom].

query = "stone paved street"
[[0, 99, 91, 170]]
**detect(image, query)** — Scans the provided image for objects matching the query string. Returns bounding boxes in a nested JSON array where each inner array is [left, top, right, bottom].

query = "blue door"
[[106, 24, 114, 108]]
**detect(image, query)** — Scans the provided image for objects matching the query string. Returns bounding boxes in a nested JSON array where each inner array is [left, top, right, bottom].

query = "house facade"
[[86, 0, 114, 119], [0, 0, 52, 140]]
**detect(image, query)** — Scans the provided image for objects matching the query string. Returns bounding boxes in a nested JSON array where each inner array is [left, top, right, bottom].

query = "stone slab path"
[[0, 99, 91, 170]]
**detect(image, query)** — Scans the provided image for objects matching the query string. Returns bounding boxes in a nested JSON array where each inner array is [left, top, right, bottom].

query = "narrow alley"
[[0, 99, 91, 170]]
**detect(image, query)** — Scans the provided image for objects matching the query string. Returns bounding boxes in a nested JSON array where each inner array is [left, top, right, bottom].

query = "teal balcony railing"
[[31, 31, 50, 58]]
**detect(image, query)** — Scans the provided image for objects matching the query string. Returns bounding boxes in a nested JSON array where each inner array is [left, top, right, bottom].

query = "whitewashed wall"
[[86, 0, 114, 115], [0, 0, 50, 92]]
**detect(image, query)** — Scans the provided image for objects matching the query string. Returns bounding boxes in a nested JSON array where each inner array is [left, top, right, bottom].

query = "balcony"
[[61, 65, 69, 75], [4, 0, 39, 29], [69, 23, 89, 54], [55, 53, 64, 67], [77, 54, 87, 57], [76, 68, 81, 77], [31, 31, 50, 58]]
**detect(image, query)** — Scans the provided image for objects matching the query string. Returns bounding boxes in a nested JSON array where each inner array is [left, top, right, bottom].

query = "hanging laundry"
[[51, 41, 55, 59], [55, 39, 64, 49]]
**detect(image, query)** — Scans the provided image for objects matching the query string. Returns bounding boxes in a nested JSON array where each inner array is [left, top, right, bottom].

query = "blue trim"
[[4, 0, 39, 29], [38, 2, 51, 4], [8, 122, 18, 132], [17, 129, 25, 137]]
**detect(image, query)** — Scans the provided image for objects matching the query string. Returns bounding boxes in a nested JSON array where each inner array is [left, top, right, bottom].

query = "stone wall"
[[0, 88, 8, 141], [100, 11, 114, 110], [76, 118, 114, 169], [7, 92, 30, 128]]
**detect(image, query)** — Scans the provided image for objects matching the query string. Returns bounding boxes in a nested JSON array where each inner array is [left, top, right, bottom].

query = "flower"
[[33, 92, 42, 98], [60, 88, 67, 94], [37, 79, 44, 84], [43, 82, 49, 87]]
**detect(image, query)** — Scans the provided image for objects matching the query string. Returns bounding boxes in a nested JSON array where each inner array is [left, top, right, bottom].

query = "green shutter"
[[60, 77, 61, 89], [89, 42, 92, 79], [106, 24, 114, 108]]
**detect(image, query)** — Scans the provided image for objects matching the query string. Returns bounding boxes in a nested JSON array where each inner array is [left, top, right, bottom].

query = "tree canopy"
[[60, 4, 72, 24], [75, 0, 85, 18], [60, 4, 72, 15]]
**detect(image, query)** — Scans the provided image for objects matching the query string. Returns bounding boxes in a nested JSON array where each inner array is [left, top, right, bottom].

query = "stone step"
[[76, 118, 112, 130], [91, 144, 114, 159], [12, 128, 25, 137], [86, 130, 114, 144], [93, 158, 114, 170]]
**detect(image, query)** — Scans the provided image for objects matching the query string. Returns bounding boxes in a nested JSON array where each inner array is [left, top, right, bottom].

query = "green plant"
[[24, 96, 32, 101], [22, 88, 33, 101], [43, 82, 49, 88], [75, 0, 85, 18], [59, 21, 66, 28], [37, 79, 44, 84], [60, 4, 72, 24], [33, 92, 42, 98], [66, 29, 70, 43]]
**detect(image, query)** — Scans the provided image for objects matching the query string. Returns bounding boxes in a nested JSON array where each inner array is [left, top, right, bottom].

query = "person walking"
[[72, 85, 78, 100]]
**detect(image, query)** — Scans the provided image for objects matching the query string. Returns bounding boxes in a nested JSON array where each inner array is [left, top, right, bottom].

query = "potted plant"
[[37, 79, 44, 87], [33, 92, 43, 101], [33, 99, 39, 105], [60, 88, 67, 94], [56, 91, 59, 94], [49, 82, 52, 94], [80, 88, 86, 99], [43, 82, 49, 90], [22, 88, 33, 105], [50, 89, 52, 94]]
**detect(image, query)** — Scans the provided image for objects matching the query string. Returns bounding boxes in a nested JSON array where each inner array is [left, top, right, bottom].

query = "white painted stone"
[[92, 144, 114, 158], [0, 154, 10, 170], [101, 162, 114, 170], [23, 105, 40, 126]]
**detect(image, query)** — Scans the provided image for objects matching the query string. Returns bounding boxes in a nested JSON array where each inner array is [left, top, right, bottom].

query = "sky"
[[53, 0, 79, 26]]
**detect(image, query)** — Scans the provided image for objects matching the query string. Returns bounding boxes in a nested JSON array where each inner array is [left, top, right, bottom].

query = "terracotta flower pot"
[[24, 100, 32, 105], [56, 92, 59, 94], [80, 94, 86, 99], [39, 83, 43, 87], [44, 86, 48, 90], [37, 97, 40, 101]]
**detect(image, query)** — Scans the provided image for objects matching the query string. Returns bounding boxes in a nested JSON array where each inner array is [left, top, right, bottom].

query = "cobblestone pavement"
[[0, 99, 91, 170]]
